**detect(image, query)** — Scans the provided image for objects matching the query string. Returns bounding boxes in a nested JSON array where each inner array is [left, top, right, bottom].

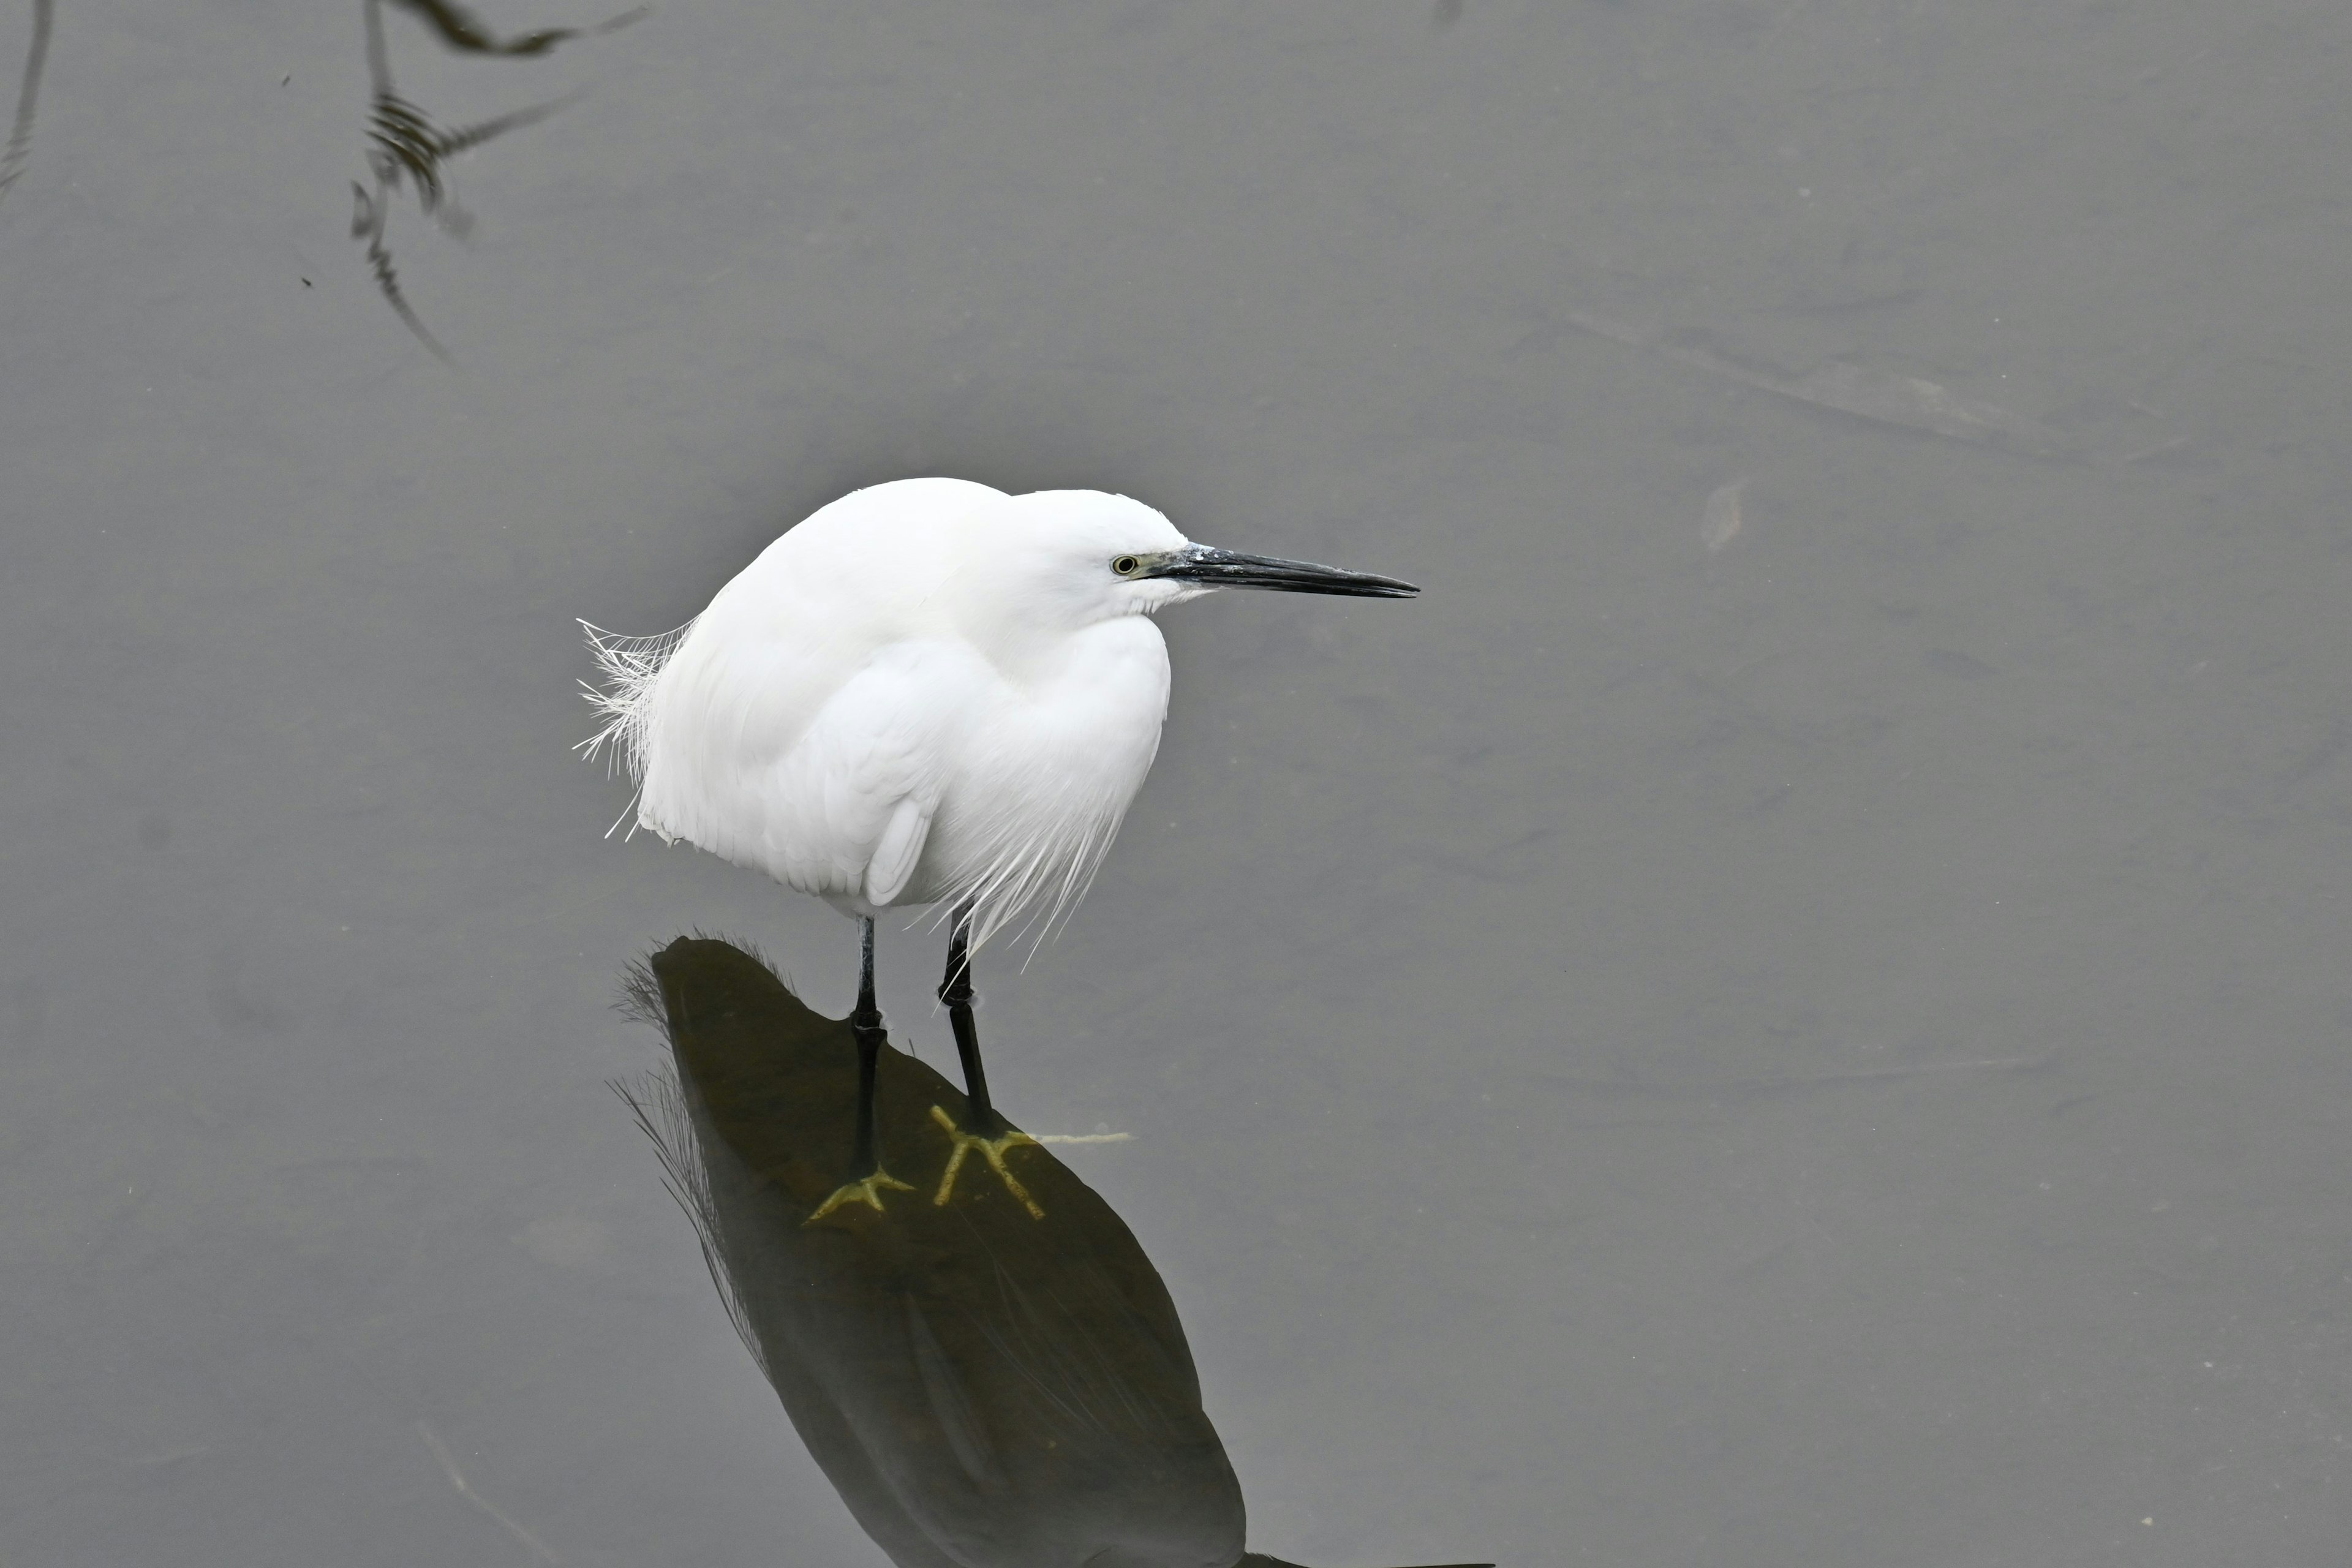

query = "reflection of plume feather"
[[612, 1064, 769, 1381]]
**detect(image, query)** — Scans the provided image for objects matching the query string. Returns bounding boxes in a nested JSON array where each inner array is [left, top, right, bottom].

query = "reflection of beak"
[[1144, 543, 1420, 599]]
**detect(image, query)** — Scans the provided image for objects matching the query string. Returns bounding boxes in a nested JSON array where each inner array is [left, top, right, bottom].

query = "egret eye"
[[1112, 554, 1142, 577]]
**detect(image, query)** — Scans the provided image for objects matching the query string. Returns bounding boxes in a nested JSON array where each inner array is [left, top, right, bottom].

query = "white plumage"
[[583, 478, 1415, 952], [586, 481, 1174, 946]]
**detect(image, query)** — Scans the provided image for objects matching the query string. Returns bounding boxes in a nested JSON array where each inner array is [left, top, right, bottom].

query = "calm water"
[[7, 2, 2352, 1564]]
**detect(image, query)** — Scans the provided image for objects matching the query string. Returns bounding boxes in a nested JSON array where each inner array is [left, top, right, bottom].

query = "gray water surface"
[[7, 2, 2352, 1564]]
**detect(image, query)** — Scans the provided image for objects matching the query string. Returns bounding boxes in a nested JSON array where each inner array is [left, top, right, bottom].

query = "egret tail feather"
[[579, 617, 697, 783]]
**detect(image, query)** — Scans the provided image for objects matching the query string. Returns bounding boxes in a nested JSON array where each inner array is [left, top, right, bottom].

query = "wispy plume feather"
[[578, 618, 694, 839], [578, 619, 695, 779], [930, 769, 1140, 962]]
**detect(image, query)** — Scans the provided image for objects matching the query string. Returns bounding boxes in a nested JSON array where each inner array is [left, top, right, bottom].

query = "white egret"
[[584, 478, 1416, 1218]]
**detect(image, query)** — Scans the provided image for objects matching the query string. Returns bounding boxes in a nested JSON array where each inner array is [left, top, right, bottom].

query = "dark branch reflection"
[[0, 0, 54, 209], [353, 0, 641, 358], [617, 936, 1490, 1568], [386, 0, 645, 58]]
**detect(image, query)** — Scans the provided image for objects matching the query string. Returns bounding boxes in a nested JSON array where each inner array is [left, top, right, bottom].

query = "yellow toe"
[[928, 1104, 1044, 1218], [806, 1169, 916, 1224]]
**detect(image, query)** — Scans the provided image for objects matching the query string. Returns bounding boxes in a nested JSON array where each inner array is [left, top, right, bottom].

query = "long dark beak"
[[1145, 544, 1420, 598]]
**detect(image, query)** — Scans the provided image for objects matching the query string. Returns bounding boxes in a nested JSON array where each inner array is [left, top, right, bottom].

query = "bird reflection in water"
[[616, 936, 1490, 1568], [352, 0, 641, 358]]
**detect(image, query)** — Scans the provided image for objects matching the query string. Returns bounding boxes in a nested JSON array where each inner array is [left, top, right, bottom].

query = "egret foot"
[[807, 1169, 916, 1224], [929, 1104, 1044, 1218]]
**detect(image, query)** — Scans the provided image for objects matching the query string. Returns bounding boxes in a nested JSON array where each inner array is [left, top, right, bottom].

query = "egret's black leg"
[[849, 915, 885, 1176], [930, 903, 1043, 1216], [938, 907, 1000, 1134], [808, 916, 912, 1222]]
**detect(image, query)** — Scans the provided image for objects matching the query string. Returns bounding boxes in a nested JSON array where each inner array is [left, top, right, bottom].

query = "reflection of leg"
[[930, 905, 1041, 1216], [809, 918, 912, 1223]]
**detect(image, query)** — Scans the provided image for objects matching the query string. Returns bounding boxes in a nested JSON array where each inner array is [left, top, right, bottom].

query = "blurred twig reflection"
[[353, 0, 641, 358], [387, 0, 645, 58], [0, 0, 53, 209]]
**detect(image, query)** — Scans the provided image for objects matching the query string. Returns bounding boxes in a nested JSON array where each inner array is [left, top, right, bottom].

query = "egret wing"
[[757, 641, 986, 907], [864, 795, 933, 907]]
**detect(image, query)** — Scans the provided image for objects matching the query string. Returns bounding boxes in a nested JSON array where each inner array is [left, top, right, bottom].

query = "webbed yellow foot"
[[807, 1169, 916, 1223], [929, 1104, 1044, 1218]]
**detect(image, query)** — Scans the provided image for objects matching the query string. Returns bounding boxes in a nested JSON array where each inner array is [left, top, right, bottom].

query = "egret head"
[[965, 490, 1419, 640]]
